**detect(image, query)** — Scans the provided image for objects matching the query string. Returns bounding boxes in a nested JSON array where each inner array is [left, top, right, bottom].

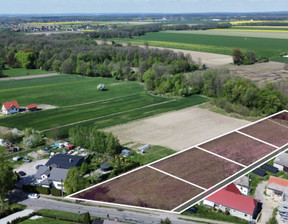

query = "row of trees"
[[68, 126, 122, 155]]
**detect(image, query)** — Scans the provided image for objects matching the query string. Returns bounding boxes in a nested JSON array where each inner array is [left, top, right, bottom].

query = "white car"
[[28, 193, 40, 199]]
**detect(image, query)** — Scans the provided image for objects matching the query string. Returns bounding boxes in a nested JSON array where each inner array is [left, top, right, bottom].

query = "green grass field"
[[115, 31, 288, 62], [20, 217, 76, 224], [0, 75, 207, 136], [2, 67, 53, 77]]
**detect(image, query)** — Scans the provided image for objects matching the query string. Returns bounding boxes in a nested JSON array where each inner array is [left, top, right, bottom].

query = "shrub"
[[36, 186, 50, 195], [83, 212, 91, 224], [51, 188, 62, 197]]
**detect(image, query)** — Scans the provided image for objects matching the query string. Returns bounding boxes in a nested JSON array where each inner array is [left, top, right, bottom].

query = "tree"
[[160, 218, 172, 224], [64, 167, 89, 195], [231, 48, 243, 65], [83, 212, 91, 224], [0, 155, 16, 211], [14, 50, 36, 69]]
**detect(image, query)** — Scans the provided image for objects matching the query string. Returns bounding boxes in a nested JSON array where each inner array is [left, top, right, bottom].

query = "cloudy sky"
[[0, 0, 287, 14]]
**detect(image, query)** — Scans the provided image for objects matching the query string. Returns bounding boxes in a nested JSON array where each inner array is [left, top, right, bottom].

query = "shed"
[[100, 164, 111, 172], [26, 104, 37, 111]]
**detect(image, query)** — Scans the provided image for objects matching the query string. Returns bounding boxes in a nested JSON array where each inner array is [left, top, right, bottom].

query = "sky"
[[0, 0, 287, 14]]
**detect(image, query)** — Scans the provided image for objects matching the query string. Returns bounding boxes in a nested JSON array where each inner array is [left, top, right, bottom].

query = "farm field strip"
[[69, 110, 288, 213], [235, 130, 278, 148], [42, 99, 176, 132], [147, 165, 207, 190], [268, 118, 288, 130], [196, 146, 247, 167]]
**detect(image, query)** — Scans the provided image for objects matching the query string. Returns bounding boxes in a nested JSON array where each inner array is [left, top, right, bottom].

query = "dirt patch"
[[72, 166, 203, 210], [0, 73, 59, 81], [38, 104, 58, 110], [151, 147, 243, 188], [228, 62, 287, 86], [105, 106, 250, 151]]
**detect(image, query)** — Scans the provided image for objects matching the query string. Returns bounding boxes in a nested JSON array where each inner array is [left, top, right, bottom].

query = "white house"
[[234, 176, 251, 195], [203, 183, 260, 221], [274, 153, 288, 172], [1, 100, 20, 114], [267, 176, 288, 199]]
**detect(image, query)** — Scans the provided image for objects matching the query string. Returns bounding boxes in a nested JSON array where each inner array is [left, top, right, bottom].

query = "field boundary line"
[[236, 130, 278, 149], [148, 165, 207, 191], [61, 93, 143, 109], [196, 146, 247, 168], [42, 99, 176, 132]]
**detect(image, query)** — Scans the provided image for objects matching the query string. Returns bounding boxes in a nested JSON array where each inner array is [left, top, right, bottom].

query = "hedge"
[[51, 188, 62, 197], [22, 185, 50, 195]]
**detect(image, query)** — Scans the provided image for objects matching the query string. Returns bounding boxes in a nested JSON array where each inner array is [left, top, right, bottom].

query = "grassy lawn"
[[2, 67, 54, 77], [182, 205, 249, 224], [0, 74, 207, 136], [20, 217, 76, 224], [129, 145, 175, 165], [114, 31, 288, 62]]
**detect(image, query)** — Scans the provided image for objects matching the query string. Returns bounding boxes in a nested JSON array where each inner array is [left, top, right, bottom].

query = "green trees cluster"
[[23, 128, 45, 148], [231, 48, 268, 65], [69, 126, 122, 155], [64, 167, 89, 195]]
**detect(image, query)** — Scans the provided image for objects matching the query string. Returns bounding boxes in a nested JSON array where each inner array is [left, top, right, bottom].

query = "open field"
[[227, 62, 287, 86], [116, 31, 288, 62], [199, 132, 276, 166], [269, 111, 288, 127], [151, 147, 243, 188], [2, 67, 54, 77], [0, 74, 207, 135], [71, 167, 203, 210], [239, 120, 288, 147], [71, 110, 288, 212], [105, 107, 250, 151]]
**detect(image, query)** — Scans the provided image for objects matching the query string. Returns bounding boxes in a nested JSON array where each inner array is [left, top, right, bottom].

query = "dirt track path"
[[0, 73, 59, 81]]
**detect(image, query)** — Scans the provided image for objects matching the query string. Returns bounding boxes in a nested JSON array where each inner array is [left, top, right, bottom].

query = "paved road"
[[10, 190, 230, 224]]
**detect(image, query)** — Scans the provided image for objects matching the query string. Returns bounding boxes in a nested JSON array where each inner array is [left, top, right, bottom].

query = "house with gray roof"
[[35, 154, 84, 191], [274, 153, 288, 172], [234, 176, 251, 195]]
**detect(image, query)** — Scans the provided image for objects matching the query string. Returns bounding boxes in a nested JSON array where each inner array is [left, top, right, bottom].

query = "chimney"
[[69, 158, 73, 163]]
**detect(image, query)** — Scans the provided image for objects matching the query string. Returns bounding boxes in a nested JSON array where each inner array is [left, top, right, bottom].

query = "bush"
[[51, 188, 62, 197], [36, 186, 50, 195], [83, 212, 91, 224]]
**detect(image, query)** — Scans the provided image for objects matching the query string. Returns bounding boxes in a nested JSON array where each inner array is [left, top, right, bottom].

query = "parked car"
[[43, 147, 50, 152], [187, 207, 197, 214], [23, 157, 32, 163], [12, 156, 22, 161], [28, 193, 40, 199], [18, 171, 26, 177]]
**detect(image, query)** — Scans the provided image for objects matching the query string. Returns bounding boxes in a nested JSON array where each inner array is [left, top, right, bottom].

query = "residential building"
[[235, 176, 251, 195], [274, 153, 288, 172], [267, 176, 288, 198], [26, 104, 37, 111], [279, 193, 288, 221], [45, 154, 84, 169], [203, 183, 261, 221], [1, 100, 20, 114]]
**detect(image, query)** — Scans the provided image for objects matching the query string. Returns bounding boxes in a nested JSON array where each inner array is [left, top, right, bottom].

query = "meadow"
[[0, 74, 207, 136], [115, 31, 288, 62], [2, 67, 53, 77]]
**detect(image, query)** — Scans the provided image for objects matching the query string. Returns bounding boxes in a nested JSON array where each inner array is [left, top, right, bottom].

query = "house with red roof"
[[1, 100, 20, 115], [26, 104, 37, 111], [267, 176, 288, 199], [203, 183, 261, 221]]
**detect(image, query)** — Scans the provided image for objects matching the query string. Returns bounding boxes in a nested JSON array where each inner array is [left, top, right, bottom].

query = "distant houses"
[[1, 100, 38, 114], [1, 100, 20, 114], [203, 183, 261, 221]]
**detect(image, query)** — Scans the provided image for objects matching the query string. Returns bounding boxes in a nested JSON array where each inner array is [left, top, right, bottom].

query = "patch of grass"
[[37, 209, 84, 223], [20, 217, 76, 224], [129, 145, 176, 165], [2, 67, 53, 77], [182, 205, 249, 224]]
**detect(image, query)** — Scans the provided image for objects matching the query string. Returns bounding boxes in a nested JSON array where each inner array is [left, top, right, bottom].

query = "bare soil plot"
[[239, 120, 288, 147], [228, 62, 287, 86], [105, 107, 250, 151], [151, 147, 243, 189], [71, 167, 203, 210], [199, 132, 276, 166], [269, 111, 288, 127], [0, 73, 59, 81]]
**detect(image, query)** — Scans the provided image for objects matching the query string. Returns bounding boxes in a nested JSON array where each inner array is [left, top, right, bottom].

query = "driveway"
[[14, 159, 48, 187]]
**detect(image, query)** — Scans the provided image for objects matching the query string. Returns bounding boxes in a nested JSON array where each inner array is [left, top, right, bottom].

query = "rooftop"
[[274, 153, 288, 167], [2, 100, 20, 110], [267, 176, 288, 194], [45, 154, 84, 169]]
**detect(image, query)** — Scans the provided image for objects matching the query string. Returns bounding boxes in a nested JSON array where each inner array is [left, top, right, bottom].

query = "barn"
[[26, 104, 38, 111]]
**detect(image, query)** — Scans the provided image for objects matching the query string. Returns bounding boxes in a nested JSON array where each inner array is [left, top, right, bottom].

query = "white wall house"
[[203, 183, 260, 222], [2, 100, 20, 115], [235, 176, 251, 196]]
